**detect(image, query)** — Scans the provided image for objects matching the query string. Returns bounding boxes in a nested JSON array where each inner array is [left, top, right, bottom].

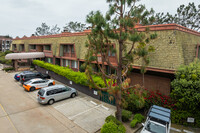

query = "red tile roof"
[[13, 23, 200, 40]]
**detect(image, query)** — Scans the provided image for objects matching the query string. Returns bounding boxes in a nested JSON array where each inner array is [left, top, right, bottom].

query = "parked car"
[[14, 71, 34, 81], [23, 78, 55, 91], [37, 84, 78, 105], [141, 105, 171, 133], [20, 72, 51, 84]]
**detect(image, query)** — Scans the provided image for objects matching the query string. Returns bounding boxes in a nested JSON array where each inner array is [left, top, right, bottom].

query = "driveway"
[[0, 70, 115, 133]]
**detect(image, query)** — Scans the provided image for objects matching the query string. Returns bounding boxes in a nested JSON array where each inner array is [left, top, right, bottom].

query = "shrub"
[[130, 119, 138, 128], [134, 114, 144, 123], [122, 85, 147, 112], [105, 115, 122, 125], [101, 121, 126, 133], [2, 67, 14, 72], [33, 60, 106, 88], [171, 60, 200, 112], [144, 90, 175, 111], [122, 109, 132, 122], [171, 110, 200, 128]]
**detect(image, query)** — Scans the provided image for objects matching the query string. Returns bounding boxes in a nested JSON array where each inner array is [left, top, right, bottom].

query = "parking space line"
[[54, 97, 87, 108], [0, 104, 19, 133], [68, 105, 101, 120]]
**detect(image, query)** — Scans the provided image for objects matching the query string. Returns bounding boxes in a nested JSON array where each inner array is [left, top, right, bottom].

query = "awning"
[[5, 52, 45, 60]]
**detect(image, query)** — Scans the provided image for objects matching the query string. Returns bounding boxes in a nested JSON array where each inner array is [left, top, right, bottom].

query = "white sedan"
[[23, 78, 55, 91]]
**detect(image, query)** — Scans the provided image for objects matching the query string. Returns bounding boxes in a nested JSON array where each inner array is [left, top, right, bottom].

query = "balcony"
[[43, 50, 53, 57], [96, 56, 117, 65], [29, 49, 37, 52], [63, 52, 75, 57]]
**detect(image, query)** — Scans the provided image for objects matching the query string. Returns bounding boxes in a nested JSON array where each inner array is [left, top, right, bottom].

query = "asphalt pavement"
[[0, 70, 116, 133]]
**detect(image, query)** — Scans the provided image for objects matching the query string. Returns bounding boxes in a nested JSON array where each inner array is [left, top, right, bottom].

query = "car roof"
[[148, 105, 171, 123], [42, 84, 65, 91], [20, 71, 34, 74], [29, 78, 43, 82]]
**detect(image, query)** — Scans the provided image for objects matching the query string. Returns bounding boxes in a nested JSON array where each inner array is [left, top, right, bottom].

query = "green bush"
[[101, 121, 126, 133], [134, 114, 144, 123], [33, 60, 106, 88], [171, 110, 200, 127], [171, 60, 200, 112], [122, 109, 132, 122], [2, 67, 14, 72], [130, 119, 138, 128], [122, 85, 147, 112], [105, 115, 122, 125]]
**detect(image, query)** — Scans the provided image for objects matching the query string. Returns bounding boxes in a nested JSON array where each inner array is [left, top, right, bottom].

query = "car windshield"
[[38, 89, 45, 96], [145, 121, 166, 133]]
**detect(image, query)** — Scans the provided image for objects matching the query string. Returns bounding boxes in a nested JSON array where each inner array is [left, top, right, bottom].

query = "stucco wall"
[[11, 29, 200, 70]]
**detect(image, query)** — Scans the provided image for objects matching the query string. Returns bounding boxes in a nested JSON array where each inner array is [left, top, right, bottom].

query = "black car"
[[14, 71, 34, 81], [20, 72, 51, 84]]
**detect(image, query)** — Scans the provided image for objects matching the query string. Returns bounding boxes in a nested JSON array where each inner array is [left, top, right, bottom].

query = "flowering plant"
[[144, 89, 176, 110]]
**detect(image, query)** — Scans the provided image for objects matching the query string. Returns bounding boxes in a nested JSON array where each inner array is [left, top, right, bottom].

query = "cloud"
[[0, 0, 199, 38]]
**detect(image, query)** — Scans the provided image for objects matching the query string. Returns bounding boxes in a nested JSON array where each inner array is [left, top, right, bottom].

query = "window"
[[46, 58, 52, 63], [55, 88, 63, 94], [71, 46, 74, 53], [30, 45, 36, 49], [71, 60, 77, 68], [64, 45, 70, 53], [45, 45, 51, 50], [39, 80, 46, 83], [38, 89, 45, 96], [46, 90, 54, 96], [65, 59, 70, 67], [108, 46, 116, 56], [20, 44, 24, 51], [32, 81, 40, 84], [12, 44, 16, 50]]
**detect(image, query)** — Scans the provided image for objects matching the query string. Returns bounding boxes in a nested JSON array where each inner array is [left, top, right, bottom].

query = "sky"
[[0, 0, 199, 38]]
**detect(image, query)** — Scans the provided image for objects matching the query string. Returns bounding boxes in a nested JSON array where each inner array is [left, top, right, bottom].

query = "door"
[[38, 80, 47, 88], [37, 45, 43, 52], [53, 88, 64, 101], [61, 87, 71, 99]]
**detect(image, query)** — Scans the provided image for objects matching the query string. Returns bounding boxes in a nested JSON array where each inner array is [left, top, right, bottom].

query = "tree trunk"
[[115, 91, 122, 121], [116, 0, 123, 122], [116, 38, 123, 121]]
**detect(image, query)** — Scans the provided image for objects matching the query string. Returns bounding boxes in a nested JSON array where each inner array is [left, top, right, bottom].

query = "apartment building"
[[0, 36, 12, 52], [10, 24, 200, 95]]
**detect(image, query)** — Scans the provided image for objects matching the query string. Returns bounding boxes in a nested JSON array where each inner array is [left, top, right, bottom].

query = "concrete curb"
[[133, 124, 143, 133]]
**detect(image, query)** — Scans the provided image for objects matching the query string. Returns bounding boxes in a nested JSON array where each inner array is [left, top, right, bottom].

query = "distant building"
[[0, 36, 12, 52]]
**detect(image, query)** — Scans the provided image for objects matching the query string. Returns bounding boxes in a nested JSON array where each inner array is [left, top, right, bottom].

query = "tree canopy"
[[63, 21, 86, 32], [153, 2, 200, 32], [35, 23, 60, 36], [85, 0, 157, 121]]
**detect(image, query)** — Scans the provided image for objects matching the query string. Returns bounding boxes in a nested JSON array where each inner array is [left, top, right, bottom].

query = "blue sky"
[[0, 0, 199, 38]]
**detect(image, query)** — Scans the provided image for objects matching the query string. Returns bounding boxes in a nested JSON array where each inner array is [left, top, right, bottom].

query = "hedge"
[[134, 113, 144, 123], [2, 67, 14, 72], [32, 60, 106, 88], [101, 115, 126, 133], [122, 109, 132, 122]]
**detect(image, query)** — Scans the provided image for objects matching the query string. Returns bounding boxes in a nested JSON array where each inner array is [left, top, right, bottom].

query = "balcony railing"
[[63, 52, 75, 57], [43, 50, 53, 57], [29, 49, 37, 52]]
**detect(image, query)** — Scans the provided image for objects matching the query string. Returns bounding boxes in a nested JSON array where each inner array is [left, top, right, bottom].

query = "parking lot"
[[0, 70, 116, 133]]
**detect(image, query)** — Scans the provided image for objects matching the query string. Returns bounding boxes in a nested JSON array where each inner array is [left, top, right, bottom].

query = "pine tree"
[[85, 0, 157, 121]]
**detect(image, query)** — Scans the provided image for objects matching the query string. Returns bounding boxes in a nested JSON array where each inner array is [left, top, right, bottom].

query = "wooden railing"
[[63, 52, 75, 57], [43, 50, 53, 57]]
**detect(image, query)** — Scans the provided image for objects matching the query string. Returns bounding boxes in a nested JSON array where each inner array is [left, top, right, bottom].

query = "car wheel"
[[48, 99, 54, 105], [71, 93, 76, 98], [30, 87, 35, 91], [48, 83, 53, 86]]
